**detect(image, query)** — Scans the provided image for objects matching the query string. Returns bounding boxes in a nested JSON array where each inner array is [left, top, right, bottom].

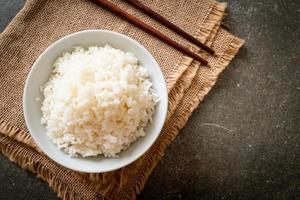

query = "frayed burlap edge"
[[0, 119, 36, 149], [197, 2, 227, 44], [166, 56, 193, 91], [167, 61, 199, 119], [165, 1, 226, 91], [0, 134, 104, 200]]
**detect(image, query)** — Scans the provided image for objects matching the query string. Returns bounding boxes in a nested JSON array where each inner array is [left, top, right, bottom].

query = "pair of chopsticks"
[[91, 0, 213, 65]]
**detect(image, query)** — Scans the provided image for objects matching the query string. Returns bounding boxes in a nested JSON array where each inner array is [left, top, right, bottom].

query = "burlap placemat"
[[0, 0, 244, 199]]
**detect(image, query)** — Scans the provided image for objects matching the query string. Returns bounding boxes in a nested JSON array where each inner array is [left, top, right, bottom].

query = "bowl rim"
[[23, 29, 168, 173]]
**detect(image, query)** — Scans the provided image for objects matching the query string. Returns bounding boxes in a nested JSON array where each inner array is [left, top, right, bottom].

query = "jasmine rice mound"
[[41, 45, 159, 157]]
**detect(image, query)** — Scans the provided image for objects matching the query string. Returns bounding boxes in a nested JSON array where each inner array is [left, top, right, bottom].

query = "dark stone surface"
[[0, 0, 299, 199]]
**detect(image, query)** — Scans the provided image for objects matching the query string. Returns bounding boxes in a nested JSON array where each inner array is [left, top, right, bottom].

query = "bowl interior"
[[23, 30, 168, 173]]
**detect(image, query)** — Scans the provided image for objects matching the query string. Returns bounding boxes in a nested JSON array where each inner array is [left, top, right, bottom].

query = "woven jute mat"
[[0, 0, 244, 199]]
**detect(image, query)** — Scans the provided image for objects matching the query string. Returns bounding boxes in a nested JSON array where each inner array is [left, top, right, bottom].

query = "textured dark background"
[[0, 0, 299, 199]]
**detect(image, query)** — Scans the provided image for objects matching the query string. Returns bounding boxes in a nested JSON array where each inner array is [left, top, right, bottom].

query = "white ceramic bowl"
[[23, 30, 168, 173]]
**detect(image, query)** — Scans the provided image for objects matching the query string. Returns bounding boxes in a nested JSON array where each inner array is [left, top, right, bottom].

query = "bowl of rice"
[[23, 30, 168, 173]]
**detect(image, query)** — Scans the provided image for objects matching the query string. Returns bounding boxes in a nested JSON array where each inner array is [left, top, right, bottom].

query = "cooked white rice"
[[41, 45, 158, 157]]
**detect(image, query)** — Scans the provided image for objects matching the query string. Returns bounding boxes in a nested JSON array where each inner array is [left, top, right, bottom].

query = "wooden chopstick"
[[126, 0, 215, 55], [91, 0, 208, 65]]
